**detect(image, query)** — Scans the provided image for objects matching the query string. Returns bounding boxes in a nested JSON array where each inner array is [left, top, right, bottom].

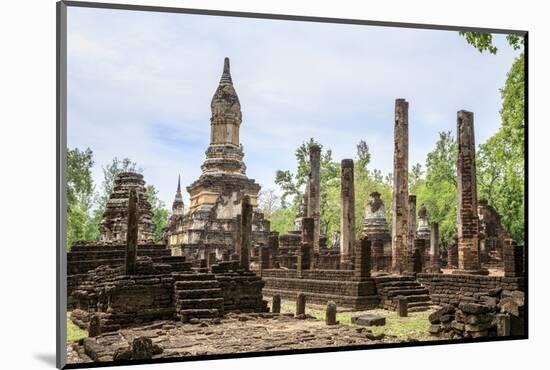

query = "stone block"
[[351, 314, 386, 326]]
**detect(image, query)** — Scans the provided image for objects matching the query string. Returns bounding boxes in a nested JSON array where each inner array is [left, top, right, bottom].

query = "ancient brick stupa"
[[165, 58, 270, 259], [99, 172, 155, 243], [362, 191, 391, 271], [416, 203, 431, 242]]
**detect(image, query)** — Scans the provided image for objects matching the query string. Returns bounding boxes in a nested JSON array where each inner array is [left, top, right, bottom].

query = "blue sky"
[[67, 6, 521, 208]]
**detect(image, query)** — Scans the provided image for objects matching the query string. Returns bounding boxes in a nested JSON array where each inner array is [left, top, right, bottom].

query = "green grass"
[[279, 300, 436, 342], [67, 312, 88, 343]]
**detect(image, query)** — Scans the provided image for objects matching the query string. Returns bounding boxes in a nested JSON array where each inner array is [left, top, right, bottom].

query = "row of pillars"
[[305, 144, 357, 266], [392, 99, 485, 274]]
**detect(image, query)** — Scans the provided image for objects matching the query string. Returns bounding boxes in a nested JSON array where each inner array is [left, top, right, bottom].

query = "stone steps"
[[173, 273, 223, 322], [374, 276, 433, 312], [175, 288, 223, 299]]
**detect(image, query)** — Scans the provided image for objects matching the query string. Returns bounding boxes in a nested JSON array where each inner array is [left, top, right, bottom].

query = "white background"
[[0, 0, 546, 369]]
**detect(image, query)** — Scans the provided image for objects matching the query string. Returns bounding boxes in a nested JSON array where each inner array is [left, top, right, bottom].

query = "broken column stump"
[[326, 301, 337, 325], [131, 337, 153, 360], [503, 239, 524, 277], [397, 296, 408, 317], [354, 237, 371, 279], [272, 295, 281, 314], [87, 314, 101, 338], [429, 222, 441, 273], [296, 293, 306, 317], [496, 314, 511, 337]]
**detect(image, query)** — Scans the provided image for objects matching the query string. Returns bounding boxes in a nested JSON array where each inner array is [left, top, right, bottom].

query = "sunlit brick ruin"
[[164, 57, 270, 260], [67, 59, 525, 363]]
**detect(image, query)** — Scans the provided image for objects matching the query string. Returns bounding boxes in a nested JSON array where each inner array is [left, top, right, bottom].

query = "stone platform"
[[262, 269, 379, 310]]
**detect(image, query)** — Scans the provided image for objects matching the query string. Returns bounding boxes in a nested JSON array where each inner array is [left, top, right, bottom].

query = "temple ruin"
[[99, 172, 155, 243], [67, 60, 525, 363], [164, 58, 270, 260]]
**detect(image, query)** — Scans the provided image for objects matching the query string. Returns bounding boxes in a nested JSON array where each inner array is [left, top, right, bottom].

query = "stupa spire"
[[219, 57, 233, 84], [172, 175, 184, 216]]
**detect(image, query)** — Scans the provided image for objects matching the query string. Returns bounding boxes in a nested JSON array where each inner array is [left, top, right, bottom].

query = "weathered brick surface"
[[67, 243, 191, 307], [407, 195, 417, 255], [262, 269, 378, 309], [308, 145, 322, 252], [340, 159, 356, 264], [417, 273, 524, 306], [392, 99, 409, 273], [503, 240, 524, 277], [456, 110, 481, 272]]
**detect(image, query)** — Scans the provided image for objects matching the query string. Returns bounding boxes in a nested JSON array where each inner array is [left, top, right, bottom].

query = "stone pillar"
[[354, 238, 371, 279], [392, 99, 409, 274], [397, 296, 408, 317], [407, 195, 417, 255], [234, 214, 241, 258], [240, 195, 252, 271], [125, 189, 138, 275], [88, 314, 101, 338], [326, 301, 337, 325], [272, 295, 281, 314], [448, 240, 458, 268], [259, 246, 270, 273], [207, 251, 217, 268], [300, 217, 314, 270], [456, 110, 482, 273], [132, 337, 153, 360], [296, 293, 306, 316], [430, 222, 441, 273], [340, 159, 356, 264], [372, 239, 385, 271], [308, 144, 321, 252], [222, 251, 230, 261], [408, 247, 422, 273], [503, 239, 524, 277], [496, 314, 511, 336], [268, 231, 280, 267]]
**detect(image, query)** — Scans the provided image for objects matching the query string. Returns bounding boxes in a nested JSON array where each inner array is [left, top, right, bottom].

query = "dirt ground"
[[67, 311, 415, 364]]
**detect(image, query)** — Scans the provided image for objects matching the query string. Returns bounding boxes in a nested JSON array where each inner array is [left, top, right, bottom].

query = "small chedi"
[[99, 172, 155, 243], [362, 191, 391, 272], [164, 58, 270, 261]]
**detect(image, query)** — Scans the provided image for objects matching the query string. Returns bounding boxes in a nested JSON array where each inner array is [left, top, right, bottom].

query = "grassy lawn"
[[278, 300, 435, 342], [67, 312, 88, 343]]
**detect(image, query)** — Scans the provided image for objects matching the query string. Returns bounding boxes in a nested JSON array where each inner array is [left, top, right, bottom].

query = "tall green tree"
[[415, 131, 457, 249], [460, 32, 525, 244], [66, 147, 95, 248], [88, 157, 143, 239], [145, 184, 169, 243], [273, 138, 340, 236], [477, 53, 525, 243]]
